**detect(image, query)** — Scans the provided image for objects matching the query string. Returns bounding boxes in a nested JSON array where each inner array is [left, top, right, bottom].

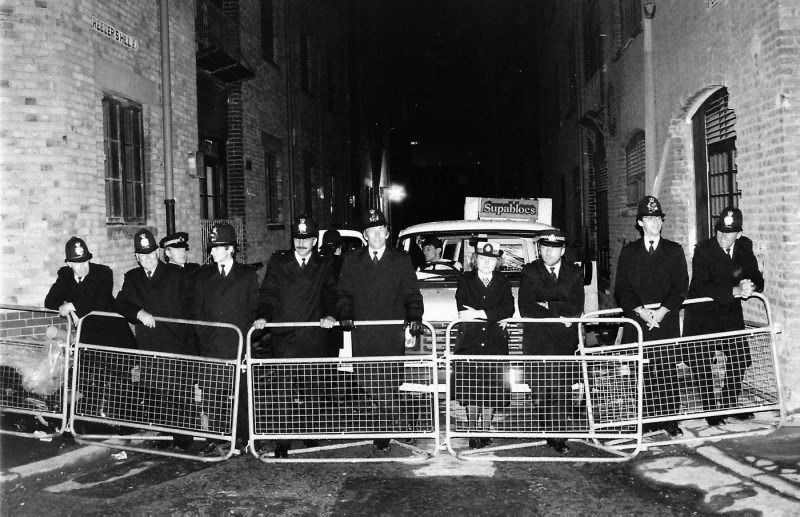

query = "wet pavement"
[[1, 412, 799, 514]]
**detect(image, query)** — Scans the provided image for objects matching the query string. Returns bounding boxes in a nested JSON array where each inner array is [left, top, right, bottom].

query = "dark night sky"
[[353, 0, 536, 228]]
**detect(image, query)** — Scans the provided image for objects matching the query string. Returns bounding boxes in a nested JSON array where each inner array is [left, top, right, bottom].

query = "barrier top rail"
[[78, 311, 244, 360], [444, 316, 645, 357], [583, 293, 773, 330], [245, 319, 437, 359]]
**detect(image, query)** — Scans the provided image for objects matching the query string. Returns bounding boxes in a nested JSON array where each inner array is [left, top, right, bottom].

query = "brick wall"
[[0, 0, 198, 303], [536, 0, 800, 411]]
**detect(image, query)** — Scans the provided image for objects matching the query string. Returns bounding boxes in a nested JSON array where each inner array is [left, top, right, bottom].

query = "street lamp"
[[383, 184, 406, 203]]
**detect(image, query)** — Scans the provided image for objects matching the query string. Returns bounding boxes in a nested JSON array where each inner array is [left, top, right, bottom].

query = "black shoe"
[[664, 423, 683, 437], [732, 412, 755, 421], [706, 416, 726, 426], [172, 435, 194, 450], [153, 440, 172, 449], [373, 439, 391, 451], [274, 444, 290, 459], [480, 437, 493, 447], [547, 439, 570, 454], [303, 440, 320, 448], [468, 438, 482, 449], [400, 437, 418, 445]]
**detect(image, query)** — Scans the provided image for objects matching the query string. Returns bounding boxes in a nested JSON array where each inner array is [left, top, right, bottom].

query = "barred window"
[[693, 87, 739, 240], [103, 95, 145, 225], [625, 131, 646, 207], [583, 0, 602, 82], [619, 0, 642, 46], [261, 0, 275, 62]]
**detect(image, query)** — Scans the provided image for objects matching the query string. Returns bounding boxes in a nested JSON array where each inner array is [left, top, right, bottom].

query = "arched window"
[[692, 87, 740, 240]]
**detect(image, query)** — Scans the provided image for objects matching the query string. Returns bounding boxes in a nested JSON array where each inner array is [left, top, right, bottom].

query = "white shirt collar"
[[217, 258, 234, 272], [295, 251, 311, 266], [369, 246, 386, 260], [645, 236, 661, 250], [547, 260, 562, 276]]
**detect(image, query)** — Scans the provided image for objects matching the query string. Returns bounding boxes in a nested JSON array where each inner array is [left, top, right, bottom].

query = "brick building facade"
[[0, 0, 351, 331], [533, 0, 800, 411]]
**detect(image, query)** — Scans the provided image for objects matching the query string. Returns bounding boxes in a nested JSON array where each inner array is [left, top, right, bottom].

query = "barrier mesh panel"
[[74, 346, 237, 436], [0, 339, 65, 414], [250, 358, 436, 436], [450, 357, 639, 435]]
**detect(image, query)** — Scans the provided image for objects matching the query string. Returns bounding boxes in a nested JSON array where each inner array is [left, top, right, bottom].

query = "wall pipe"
[[160, 0, 175, 235], [643, 1, 657, 194]]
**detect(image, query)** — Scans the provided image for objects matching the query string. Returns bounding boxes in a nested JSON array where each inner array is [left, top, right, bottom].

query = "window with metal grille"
[[693, 87, 739, 240], [103, 95, 145, 225], [261, 0, 275, 62], [583, 0, 602, 83], [265, 152, 279, 222], [618, 0, 642, 46], [625, 131, 645, 207]]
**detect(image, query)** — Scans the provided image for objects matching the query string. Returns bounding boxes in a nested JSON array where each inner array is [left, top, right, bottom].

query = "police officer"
[[684, 207, 764, 425], [115, 229, 194, 449], [615, 196, 689, 436], [336, 208, 424, 451], [160, 232, 201, 274], [254, 215, 337, 457], [454, 242, 515, 449], [518, 230, 584, 453], [45, 236, 137, 349], [193, 223, 259, 454]]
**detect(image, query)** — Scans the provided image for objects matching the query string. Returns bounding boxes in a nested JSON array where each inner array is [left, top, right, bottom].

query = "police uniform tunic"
[[115, 262, 193, 354], [336, 247, 423, 356], [193, 261, 259, 360], [683, 235, 764, 411], [256, 250, 337, 358], [453, 270, 515, 408], [615, 237, 689, 419], [518, 259, 584, 355], [45, 262, 137, 348]]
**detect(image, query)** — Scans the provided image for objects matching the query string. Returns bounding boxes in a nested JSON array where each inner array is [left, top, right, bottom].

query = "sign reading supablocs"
[[464, 197, 553, 225], [91, 16, 139, 51]]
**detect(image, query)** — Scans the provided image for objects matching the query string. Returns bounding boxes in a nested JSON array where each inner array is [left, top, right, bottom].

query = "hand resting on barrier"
[[136, 309, 156, 328], [339, 319, 355, 332], [320, 316, 336, 329], [253, 318, 268, 330]]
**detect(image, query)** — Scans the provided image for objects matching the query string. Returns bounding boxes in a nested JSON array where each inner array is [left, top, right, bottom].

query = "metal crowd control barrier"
[[581, 293, 785, 449], [444, 317, 645, 462], [247, 320, 440, 463], [69, 311, 244, 462], [0, 305, 72, 438]]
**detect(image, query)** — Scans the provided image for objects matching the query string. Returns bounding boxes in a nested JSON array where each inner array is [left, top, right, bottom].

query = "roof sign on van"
[[464, 197, 552, 225]]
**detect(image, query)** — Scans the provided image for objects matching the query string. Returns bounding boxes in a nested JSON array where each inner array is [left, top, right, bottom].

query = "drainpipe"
[[284, 0, 296, 221], [160, 0, 175, 234], [643, 1, 656, 194]]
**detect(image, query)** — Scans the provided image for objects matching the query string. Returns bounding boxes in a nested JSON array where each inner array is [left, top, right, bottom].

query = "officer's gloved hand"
[[340, 319, 356, 332], [406, 318, 424, 337]]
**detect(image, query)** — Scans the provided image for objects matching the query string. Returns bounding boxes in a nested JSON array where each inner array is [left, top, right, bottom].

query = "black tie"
[[373, 251, 379, 265], [481, 276, 490, 287], [220, 265, 226, 278], [77, 276, 83, 284], [648, 241, 655, 255], [301, 258, 306, 269], [550, 267, 557, 282], [725, 247, 732, 259], [146, 271, 152, 280]]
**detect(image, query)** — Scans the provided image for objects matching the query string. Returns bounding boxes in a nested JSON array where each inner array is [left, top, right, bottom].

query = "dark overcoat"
[[684, 236, 764, 336], [256, 250, 337, 358], [336, 247, 423, 356], [518, 259, 584, 355], [193, 261, 259, 360], [454, 271, 515, 355], [615, 237, 689, 343], [44, 262, 137, 348], [115, 262, 193, 354]]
